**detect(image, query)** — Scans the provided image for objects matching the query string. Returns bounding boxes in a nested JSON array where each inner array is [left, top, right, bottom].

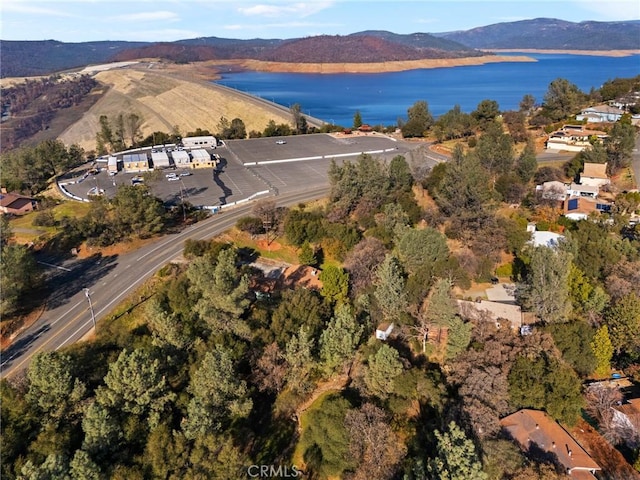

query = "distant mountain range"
[[435, 18, 640, 50], [2, 18, 639, 78]]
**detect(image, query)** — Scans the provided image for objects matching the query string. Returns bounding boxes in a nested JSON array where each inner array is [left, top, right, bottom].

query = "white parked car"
[[275, 140, 287, 145], [180, 172, 192, 177], [167, 176, 180, 182], [165, 173, 177, 178]]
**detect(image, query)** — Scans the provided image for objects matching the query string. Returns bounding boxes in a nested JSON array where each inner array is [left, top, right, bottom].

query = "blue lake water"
[[215, 53, 640, 126]]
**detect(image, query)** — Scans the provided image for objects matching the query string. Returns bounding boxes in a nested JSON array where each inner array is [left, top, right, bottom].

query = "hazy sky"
[[2, 0, 639, 42]]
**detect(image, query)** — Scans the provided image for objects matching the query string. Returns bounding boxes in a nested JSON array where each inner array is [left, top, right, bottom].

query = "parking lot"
[[61, 133, 426, 207]]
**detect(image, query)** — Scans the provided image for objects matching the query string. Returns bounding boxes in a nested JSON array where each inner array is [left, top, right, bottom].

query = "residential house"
[[564, 196, 611, 221], [500, 409, 601, 479], [568, 182, 599, 199], [375, 323, 394, 341], [580, 163, 610, 188], [546, 125, 607, 152], [536, 180, 568, 201], [576, 105, 625, 123], [457, 300, 523, 330], [612, 397, 640, 446], [0, 192, 37, 215], [530, 231, 565, 248]]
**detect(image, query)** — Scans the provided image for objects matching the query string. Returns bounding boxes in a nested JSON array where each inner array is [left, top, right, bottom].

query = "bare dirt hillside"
[[58, 63, 293, 152], [240, 54, 535, 74]]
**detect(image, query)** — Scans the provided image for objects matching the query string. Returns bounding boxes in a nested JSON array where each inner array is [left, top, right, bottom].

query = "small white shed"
[[376, 323, 394, 341]]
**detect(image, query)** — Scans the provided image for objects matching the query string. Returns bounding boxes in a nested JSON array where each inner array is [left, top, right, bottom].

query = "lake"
[[215, 53, 640, 126]]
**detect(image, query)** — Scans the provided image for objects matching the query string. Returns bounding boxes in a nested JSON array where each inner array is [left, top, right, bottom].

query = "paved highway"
[[0, 186, 330, 379]]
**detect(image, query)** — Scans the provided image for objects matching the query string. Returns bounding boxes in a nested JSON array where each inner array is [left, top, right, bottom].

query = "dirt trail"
[[295, 374, 351, 429]]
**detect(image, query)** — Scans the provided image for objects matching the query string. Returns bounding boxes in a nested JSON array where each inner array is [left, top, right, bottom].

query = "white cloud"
[[223, 21, 342, 32], [120, 28, 202, 41], [110, 11, 180, 22], [238, 2, 335, 18], [570, 0, 640, 21], [1, 1, 76, 17]]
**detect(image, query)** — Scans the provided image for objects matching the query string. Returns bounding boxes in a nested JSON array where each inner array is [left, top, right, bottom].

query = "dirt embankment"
[[239, 54, 536, 74], [58, 63, 293, 152], [487, 49, 640, 57]]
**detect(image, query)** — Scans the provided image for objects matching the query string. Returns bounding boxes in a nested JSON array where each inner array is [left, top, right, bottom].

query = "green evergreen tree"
[[320, 304, 363, 374], [374, 254, 407, 323], [516, 138, 538, 183], [145, 299, 191, 350], [543, 78, 585, 121], [283, 325, 315, 394], [298, 241, 317, 266], [364, 345, 403, 399], [319, 265, 349, 304], [187, 248, 251, 338], [353, 110, 363, 129], [446, 316, 472, 361], [183, 345, 252, 439], [95, 348, 174, 428], [20, 454, 70, 480], [520, 247, 572, 323], [81, 400, 123, 457], [605, 293, 640, 354], [428, 421, 488, 480], [0, 243, 41, 316], [508, 354, 584, 425], [26, 351, 86, 422], [401, 100, 434, 138], [70, 450, 102, 480]]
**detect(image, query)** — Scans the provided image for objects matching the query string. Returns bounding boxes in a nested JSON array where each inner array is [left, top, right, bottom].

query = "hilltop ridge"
[[2, 18, 638, 78]]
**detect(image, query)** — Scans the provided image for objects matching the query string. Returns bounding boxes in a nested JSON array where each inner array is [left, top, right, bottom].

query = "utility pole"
[[179, 180, 186, 221], [84, 288, 97, 332]]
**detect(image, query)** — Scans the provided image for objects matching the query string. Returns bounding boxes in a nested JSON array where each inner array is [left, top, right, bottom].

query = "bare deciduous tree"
[[345, 403, 406, 480]]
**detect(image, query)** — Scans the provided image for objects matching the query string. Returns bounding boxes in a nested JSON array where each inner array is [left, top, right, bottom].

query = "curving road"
[[0, 186, 329, 379]]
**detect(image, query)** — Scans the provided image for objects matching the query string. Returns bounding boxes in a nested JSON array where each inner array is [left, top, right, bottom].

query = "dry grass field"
[[58, 63, 293, 151]]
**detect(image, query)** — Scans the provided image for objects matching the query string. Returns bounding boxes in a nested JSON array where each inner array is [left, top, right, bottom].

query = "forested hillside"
[[0, 40, 148, 78], [436, 18, 640, 50], [0, 75, 99, 151]]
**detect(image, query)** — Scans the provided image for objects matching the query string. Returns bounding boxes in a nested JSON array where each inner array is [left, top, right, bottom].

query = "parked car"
[[167, 176, 180, 182], [165, 173, 177, 178], [275, 140, 287, 145], [180, 172, 192, 177]]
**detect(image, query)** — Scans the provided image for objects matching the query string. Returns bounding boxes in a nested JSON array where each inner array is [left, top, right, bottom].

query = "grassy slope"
[[58, 63, 293, 152]]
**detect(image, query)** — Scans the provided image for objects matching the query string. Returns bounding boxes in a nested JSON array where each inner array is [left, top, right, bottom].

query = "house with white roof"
[[576, 105, 625, 123], [580, 162, 610, 188], [530, 231, 565, 248], [546, 125, 607, 152]]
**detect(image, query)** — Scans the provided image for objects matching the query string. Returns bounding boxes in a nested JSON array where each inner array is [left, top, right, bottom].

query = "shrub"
[[32, 210, 57, 227], [495, 263, 513, 278], [236, 216, 264, 236]]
